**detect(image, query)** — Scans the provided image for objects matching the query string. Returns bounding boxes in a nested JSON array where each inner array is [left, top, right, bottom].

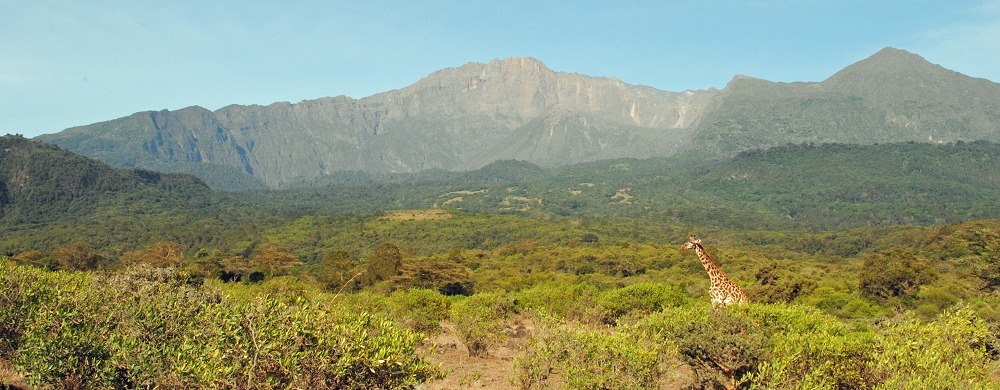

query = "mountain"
[[35, 48, 1000, 189], [687, 48, 1000, 154], [38, 58, 712, 189], [0, 134, 211, 224]]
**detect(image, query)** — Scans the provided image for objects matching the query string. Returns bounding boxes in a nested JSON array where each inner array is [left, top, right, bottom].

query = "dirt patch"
[[610, 188, 634, 205], [419, 321, 532, 389], [444, 190, 488, 196], [380, 209, 453, 222], [443, 197, 465, 205], [500, 197, 542, 212], [0, 359, 29, 390]]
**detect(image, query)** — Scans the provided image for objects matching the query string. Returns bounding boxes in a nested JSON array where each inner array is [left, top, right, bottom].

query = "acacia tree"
[[251, 245, 302, 277], [52, 242, 104, 271], [361, 243, 402, 287], [313, 250, 358, 291], [120, 242, 186, 268], [395, 259, 474, 296]]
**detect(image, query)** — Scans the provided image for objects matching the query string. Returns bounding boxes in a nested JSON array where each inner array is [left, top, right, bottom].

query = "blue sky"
[[2, 0, 999, 137]]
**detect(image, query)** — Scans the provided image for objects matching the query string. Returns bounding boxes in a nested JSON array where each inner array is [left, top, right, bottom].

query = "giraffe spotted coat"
[[681, 235, 748, 307]]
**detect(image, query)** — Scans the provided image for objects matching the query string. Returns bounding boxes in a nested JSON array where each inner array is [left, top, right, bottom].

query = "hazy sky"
[[3, 0, 999, 137]]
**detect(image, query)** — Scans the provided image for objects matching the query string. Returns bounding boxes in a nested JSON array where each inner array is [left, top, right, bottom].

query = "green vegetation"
[[0, 260, 441, 389], [3, 135, 1000, 388]]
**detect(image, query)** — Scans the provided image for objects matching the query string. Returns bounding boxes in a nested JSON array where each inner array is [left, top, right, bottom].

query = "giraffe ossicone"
[[681, 235, 748, 307]]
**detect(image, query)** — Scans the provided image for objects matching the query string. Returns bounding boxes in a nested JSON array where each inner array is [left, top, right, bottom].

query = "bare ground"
[[0, 360, 28, 390], [418, 321, 530, 390]]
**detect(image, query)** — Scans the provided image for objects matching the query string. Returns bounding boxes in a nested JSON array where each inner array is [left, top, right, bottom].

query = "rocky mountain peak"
[[483, 57, 552, 75], [822, 47, 948, 86], [34, 48, 1000, 190]]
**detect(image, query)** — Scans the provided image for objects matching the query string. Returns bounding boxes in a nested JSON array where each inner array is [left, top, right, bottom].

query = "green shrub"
[[0, 257, 60, 358], [597, 283, 689, 324], [13, 270, 112, 388], [386, 288, 450, 334], [450, 292, 515, 357], [859, 249, 937, 304], [804, 286, 884, 319], [514, 280, 603, 323], [750, 262, 817, 303], [671, 310, 770, 389], [738, 304, 880, 389], [515, 314, 675, 390], [873, 307, 998, 389], [176, 296, 442, 389], [1, 262, 442, 389]]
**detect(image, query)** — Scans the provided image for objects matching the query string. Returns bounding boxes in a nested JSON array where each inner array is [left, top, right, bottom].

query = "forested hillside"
[[0, 135, 212, 224], [246, 141, 1000, 230], [7, 138, 1000, 255]]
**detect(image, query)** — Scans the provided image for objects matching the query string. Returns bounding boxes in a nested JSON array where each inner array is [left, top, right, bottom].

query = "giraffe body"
[[681, 235, 748, 307]]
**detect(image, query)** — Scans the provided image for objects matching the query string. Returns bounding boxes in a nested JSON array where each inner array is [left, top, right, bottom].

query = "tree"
[[13, 250, 54, 270], [672, 310, 770, 389], [395, 259, 474, 296], [250, 245, 303, 277], [859, 250, 937, 303], [120, 242, 186, 268], [750, 263, 817, 303], [361, 243, 402, 286], [312, 250, 358, 291], [52, 242, 104, 271]]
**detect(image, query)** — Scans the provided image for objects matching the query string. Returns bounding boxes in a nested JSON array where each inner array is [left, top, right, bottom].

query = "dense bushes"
[[5, 215, 1000, 388], [0, 259, 441, 389], [450, 292, 516, 357], [597, 282, 689, 324], [512, 302, 999, 389], [514, 315, 672, 390], [874, 307, 998, 389], [859, 249, 938, 303]]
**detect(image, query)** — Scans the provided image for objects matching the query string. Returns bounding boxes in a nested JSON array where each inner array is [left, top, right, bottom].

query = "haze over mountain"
[[35, 48, 1000, 189]]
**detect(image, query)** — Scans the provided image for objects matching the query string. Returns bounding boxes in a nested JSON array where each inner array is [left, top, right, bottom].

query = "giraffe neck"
[[694, 246, 729, 286]]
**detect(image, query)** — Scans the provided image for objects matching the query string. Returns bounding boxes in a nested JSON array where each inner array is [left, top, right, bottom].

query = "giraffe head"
[[680, 235, 703, 251]]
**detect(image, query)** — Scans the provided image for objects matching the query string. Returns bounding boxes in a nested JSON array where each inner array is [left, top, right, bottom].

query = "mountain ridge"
[[0, 134, 212, 224], [35, 47, 1000, 189]]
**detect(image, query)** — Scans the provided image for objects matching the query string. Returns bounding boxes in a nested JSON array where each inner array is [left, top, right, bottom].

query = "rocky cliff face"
[[36, 48, 1000, 189], [39, 57, 715, 187]]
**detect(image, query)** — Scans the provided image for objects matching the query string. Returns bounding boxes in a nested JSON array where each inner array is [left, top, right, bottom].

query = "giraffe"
[[681, 235, 748, 307]]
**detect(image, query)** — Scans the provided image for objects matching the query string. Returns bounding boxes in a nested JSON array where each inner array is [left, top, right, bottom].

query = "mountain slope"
[[39, 58, 710, 188], [0, 135, 212, 224], [36, 48, 1000, 189], [685, 48, 1000, 154]]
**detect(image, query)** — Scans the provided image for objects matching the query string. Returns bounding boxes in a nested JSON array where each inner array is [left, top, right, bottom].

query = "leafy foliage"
[[859, 249, 938, 304], [0, 260, 441, 389], [450, 292, 515, 357], [515, 315, 672, 390], [667, 309, 770, 389], [874, 307, 998, 389], [597, 282, 689, 324]]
